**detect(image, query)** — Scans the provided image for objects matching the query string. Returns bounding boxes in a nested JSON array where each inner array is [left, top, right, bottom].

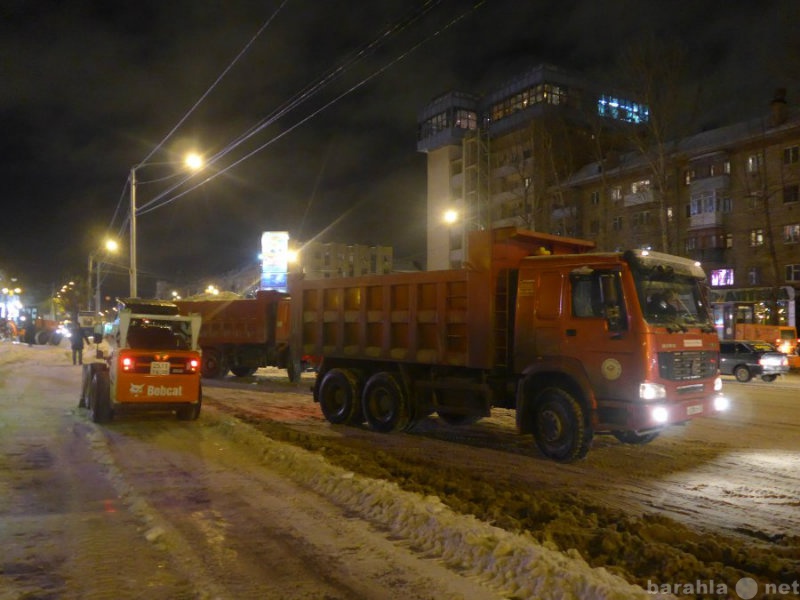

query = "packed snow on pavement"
[[3, 340, 800, 599]]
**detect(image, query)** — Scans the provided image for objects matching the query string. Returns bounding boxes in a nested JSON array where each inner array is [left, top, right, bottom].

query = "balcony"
[[623, 189, 654, 207], [687, 247, 726, 264], [688, 211, 724, 229]]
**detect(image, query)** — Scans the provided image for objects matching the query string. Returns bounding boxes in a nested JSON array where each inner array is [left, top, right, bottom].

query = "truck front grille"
[[658, 351, 717, 381]]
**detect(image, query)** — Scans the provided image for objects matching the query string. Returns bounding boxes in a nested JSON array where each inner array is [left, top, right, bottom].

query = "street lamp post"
[[128, 152, 204, 298], [129, 166, 138, 297], [88, 239, 119, 312]]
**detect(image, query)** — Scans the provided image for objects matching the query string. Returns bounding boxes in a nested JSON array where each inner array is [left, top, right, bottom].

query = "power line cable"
[[138, 0, 486, 216], [136, 0, 448, 214], [104, 1, 290, 236]]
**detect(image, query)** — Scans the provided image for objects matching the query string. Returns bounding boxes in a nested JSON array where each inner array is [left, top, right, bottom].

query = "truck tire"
[[230, 366, 257, 377], [761, 374, 777, 382], [612, 430, 660, 445], [531, 387, 591, 462], [362, 372, 409, 433], [202, 349, 227, 379], [89, 370, 113, 424], [286, 357, 303, 384], [318, 368, 362, 424], [35, 330, 51, 345], [734, 365, 752, 382]]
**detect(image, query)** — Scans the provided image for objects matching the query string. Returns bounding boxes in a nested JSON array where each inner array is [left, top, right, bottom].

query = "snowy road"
[[2, 342, 799, 599]]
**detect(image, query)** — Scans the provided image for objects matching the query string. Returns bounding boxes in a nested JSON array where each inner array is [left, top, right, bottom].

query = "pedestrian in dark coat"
[[70, 323, 86, 365]]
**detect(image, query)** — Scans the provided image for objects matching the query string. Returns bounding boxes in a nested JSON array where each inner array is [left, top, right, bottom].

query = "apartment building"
[[561, 91, 799, 329], [417, 64, 647, 270], [417, 65, 799, 329]]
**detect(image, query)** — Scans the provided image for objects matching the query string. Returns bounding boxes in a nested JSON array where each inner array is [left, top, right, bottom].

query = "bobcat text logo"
[[128, 383, 183, 397]]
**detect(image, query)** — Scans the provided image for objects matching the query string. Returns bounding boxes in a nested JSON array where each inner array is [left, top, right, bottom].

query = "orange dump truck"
[[292, 227, 728, 462], [80, 298, 202, 423], [175, 290, 297, 381]]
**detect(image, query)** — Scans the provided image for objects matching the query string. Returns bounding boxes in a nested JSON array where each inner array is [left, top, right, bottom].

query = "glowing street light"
[[129, 153, 204, 297]]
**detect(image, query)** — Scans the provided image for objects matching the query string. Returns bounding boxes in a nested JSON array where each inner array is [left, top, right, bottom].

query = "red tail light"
[[188, 359, 200, 373], [122, 356, 134, 371]]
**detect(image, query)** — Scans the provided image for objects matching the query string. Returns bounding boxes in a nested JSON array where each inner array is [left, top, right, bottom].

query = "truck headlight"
[[640, 382, 666, 401], [714, 376, 723, 392], [651, 406, 669, 423], [713, 395, 730, 412]]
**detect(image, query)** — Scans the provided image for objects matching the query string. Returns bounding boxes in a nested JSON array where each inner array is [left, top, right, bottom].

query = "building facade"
[[417, 65, 799, 329]]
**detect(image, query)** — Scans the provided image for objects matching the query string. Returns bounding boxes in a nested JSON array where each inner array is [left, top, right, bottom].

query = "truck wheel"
[[35, 330, 51, 345], [612, 430, 660, 445], [230, 366, 257, 377], [89, 371, 113, 424], [202, 349, 227, 379], [286, 357, 303, 384], [362, 372, 409, 433], [734, 365, 752, 382], [531, 387, 591, 462], [318, 368, 362, 424], [761, 374, 777, 382]]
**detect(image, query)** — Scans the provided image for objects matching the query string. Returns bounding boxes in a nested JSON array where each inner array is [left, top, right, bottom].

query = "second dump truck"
[[293, 227, 728, 462], [175, 290, 298, 381]]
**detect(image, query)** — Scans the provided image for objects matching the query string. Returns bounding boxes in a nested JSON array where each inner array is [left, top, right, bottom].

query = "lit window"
[[783, 224, 800, 243], [631, 179, 651, 194], [596, 95, 649, 124], [747, 154, 762, 173], [749, 229, 764, 246], [710, 268, 734, 286], [611, 186, 622, 201]]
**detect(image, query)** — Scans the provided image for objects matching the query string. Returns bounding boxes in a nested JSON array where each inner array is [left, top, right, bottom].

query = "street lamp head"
[[443, 209, 459, 225], [185, 152, 204, 171], [104, 239, 119, 253]]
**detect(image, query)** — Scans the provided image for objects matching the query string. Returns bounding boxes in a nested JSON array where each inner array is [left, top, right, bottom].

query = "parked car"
[[718, 340, 789, 382]]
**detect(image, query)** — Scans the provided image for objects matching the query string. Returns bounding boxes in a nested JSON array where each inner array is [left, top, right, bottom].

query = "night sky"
[[2, 0, 797, 302]]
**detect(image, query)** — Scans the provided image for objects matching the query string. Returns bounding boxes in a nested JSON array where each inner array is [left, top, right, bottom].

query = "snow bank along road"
[[2, 342, 799, 599]]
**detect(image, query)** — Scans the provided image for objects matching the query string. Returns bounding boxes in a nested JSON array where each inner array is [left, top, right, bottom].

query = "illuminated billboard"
[[260, 231, 289, 292]]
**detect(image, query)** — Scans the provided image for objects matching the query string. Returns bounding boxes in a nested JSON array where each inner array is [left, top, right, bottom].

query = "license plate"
[[150, 361, 171, 375], [687, 404, 703, 416]]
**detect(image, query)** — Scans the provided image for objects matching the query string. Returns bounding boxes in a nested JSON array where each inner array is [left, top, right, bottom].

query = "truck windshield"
[[624, 250, 715, 331]]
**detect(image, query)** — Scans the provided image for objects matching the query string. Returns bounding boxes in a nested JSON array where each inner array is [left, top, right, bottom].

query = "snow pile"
[[212, 416, 674, 600]]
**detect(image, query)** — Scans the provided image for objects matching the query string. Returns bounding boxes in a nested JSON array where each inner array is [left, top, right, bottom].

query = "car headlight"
[[713, 376, 723, 392], [640, 382, 666, 401]]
